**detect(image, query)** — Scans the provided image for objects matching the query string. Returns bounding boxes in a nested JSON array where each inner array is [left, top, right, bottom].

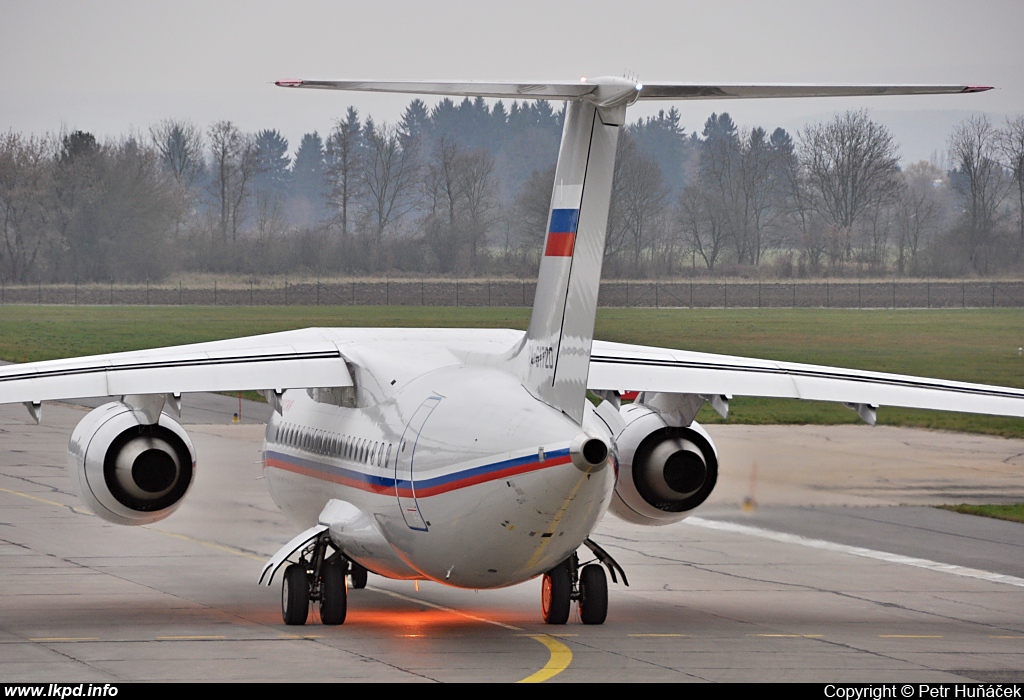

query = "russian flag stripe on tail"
[[549, 208, 580, 232], [545, 233, 576, 257], [545, 209, 579, 257]]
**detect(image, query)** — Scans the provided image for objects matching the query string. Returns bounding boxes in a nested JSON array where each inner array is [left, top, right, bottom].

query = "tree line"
[[2, 99, 1023, 283]]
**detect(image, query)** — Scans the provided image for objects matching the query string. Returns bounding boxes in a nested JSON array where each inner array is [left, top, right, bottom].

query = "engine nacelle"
[[609, 403, 718, 525], [68, 402, 196, 525]]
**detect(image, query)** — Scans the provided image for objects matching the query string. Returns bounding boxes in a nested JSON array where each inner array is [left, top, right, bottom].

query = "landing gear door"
[[395, 395, 442, 531]]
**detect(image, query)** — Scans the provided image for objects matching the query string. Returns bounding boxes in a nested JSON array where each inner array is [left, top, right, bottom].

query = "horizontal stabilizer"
[[277, 78, 992, 103], [276, 79, 596, 100], [634, 83, 992, 100]]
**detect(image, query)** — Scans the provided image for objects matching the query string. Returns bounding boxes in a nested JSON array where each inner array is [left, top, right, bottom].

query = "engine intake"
[[69, 402, 196, 525], [609, 403, 719, 525], [630, 428, 717, 513]]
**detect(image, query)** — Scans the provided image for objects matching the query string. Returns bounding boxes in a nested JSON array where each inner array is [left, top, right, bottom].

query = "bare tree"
[[325, 108, 363, 237], [509, 166, 554, 273], [693, 114, 743, 265], [425, 138, 461, 226], [948, 115, 1011, 272], [862, 199, 898, 274], [81, 137, 181, 281], [895, 162, 950, 275], [150, 120, 204, 239], [998, 115, 1024, 249], [421, 137, 462, 272], [683, 116, 783, 268], [608, 133, 668, 276], [767, 127, 821, 274], [676, 184, 726, 272], [0, 132, 52, 282], [459, 148, 499, 271], [420, 138, 499, 273], [207, 121, 257, 242], [799, 111, 902, 265], [150, 119, 204, 191], [738, 127, 782, 265], [359, 120, 418, 269]]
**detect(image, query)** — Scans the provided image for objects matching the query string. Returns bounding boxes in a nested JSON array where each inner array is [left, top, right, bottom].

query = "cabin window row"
[[273, 422, 393, 468]]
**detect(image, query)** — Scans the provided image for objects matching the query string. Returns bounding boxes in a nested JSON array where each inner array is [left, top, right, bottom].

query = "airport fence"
[[1, 279, 1023, 309]]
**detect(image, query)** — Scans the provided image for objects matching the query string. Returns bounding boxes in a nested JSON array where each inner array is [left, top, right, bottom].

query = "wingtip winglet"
[[275, 79, 303, 88], [963, 85, 994, 93]]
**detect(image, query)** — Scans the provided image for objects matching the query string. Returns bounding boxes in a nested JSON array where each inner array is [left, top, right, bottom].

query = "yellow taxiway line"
[[4, 482, 572, 682], [372, 587, 573, 683]]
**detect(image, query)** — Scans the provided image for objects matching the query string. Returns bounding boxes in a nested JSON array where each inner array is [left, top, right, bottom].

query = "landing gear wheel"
[[349, 562, 368, 590], [578, 564, 608, 625], [282, 563, 310, 626], [541, 561, 571, 625], [320, 555, 348, 625]]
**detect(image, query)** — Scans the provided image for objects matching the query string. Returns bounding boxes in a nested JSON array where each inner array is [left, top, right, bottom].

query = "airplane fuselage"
[[262, 359, 616, 589]]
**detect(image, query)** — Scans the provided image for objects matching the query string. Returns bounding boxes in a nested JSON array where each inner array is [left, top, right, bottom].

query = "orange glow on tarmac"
[[342, 604, 530, 630], [345, 608, 478, 631]]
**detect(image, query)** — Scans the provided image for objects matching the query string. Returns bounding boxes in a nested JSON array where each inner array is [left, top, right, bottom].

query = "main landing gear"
[[281, 533, 370, 626], [541, 539, 628, 625]]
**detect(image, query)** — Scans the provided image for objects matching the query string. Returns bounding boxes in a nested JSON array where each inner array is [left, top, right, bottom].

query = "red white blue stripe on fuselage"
[[264, 447, 573, 498]]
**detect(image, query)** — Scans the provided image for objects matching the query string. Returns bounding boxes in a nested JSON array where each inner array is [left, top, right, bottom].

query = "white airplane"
[[2, 77, 1017, 627]]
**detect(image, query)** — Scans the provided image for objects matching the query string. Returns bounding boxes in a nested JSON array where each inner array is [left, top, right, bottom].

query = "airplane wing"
[[0, 327, 522, 409], [0, 328, 353, 405], [5, 326, 1021, 421], [588, 339, 1024, 420]]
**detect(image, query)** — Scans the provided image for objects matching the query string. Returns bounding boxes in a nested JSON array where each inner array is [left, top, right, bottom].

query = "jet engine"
[[608, 402, 718, 525], [68, 402, 196, 525]]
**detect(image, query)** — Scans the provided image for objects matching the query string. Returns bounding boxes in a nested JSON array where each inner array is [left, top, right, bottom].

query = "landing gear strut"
[[281, 533, 366, 626], [541, 541, 626, 625]]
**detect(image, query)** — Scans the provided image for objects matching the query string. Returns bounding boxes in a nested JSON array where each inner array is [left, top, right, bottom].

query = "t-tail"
[[276, 76, 992, 424], [510, 86, 634, 424]]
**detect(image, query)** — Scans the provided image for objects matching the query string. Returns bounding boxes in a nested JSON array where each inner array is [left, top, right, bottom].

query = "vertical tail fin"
[[511, 99, 625, 423], [277, 76, 991, 421]]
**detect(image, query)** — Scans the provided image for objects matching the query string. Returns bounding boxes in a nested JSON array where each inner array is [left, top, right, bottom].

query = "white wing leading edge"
[[588, 340, 1024, 420], [0, 328, 353, 406], [0, 327, 523, 411]]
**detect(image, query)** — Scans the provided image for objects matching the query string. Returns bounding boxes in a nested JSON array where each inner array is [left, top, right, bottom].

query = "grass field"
[[1, 305, 1022, 437], [939, 504, 1024, 524]]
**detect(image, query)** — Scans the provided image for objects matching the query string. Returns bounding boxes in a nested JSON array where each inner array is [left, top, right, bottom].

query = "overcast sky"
[[2, 0, 1022, 163]]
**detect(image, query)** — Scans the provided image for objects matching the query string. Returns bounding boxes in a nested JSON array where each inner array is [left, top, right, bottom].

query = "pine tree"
[[399, 99, 429, 150], [253, 129, 291, 193], [291, 132, 328, 222]]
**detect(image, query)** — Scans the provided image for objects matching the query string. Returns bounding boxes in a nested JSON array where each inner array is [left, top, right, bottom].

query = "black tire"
[[579, 564, 608, 625], [349, 562, 368, 590], [320, 555, 348, 625], [541, 561, 571, 625], [282, 563, 310, 626]]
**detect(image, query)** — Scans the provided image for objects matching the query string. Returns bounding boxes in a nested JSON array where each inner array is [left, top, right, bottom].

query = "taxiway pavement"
[[1, 400, 1021, 682]]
